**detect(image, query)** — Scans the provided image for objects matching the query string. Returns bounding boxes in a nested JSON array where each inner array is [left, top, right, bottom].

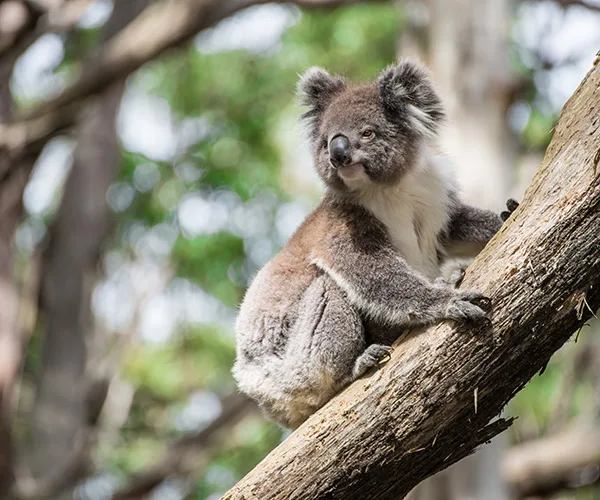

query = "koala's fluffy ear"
[[378, 59, 444, 139], [297, 67, 346, 137]]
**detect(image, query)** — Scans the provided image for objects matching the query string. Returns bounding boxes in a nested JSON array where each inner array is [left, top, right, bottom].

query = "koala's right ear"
[[297, 67, 346, 137]]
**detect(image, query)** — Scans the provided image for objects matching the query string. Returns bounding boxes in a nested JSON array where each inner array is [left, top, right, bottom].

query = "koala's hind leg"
[[279, 275, 392, 427], [285, 275, 385, 393]]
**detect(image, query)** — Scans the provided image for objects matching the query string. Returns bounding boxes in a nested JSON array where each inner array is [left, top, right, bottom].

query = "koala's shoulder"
[[295, 198, 389, 255]]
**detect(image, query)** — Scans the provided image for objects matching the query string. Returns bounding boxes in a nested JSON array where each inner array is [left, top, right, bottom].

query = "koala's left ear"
[[378, 59, 444, 138], [297, 67, 346, 137]]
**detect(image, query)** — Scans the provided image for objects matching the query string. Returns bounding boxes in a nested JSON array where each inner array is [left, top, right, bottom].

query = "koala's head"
[[297, 59, 444, 192]]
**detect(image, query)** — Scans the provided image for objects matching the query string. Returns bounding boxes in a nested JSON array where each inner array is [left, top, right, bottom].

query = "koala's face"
[[298, 60, 444, 193], [315, 86, 416, 190]]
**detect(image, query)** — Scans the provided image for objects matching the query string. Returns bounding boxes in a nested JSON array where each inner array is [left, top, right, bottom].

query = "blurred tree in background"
[[0, 0, 599, 498]]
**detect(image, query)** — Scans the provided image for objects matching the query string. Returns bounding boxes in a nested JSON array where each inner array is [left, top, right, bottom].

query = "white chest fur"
[[358, 153, 454, 280]]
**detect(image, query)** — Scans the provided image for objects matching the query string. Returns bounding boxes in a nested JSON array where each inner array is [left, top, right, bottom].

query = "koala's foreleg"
[[311, 206, 491, 329]]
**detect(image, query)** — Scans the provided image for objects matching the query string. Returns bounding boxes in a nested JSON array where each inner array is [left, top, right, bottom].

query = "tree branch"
[[111, 393, 256, 500], [223, 58, 600, 500], [0, 0, 93, 59], [503, 424, 600, 498], [0, 0, 380, 155]]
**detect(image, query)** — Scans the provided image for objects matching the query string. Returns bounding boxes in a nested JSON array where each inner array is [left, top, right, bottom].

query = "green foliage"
[[173, 233, 245, 307], [510, 359, 562, 435], [122, 325, 235, 403], [521, 108, 557, 150], [193, 417, 283, 497]]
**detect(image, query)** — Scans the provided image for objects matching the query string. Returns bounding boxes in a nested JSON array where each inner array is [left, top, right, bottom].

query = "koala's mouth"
[[336, 163, 367, 182]]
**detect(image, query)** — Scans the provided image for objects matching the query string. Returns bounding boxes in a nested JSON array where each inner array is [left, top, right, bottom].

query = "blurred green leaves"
[[173, 233, 245, 307], [124, 325, 236, 401]]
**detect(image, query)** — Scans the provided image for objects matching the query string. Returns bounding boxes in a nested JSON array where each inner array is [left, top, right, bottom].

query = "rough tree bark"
[[223, 58, 600, 500]]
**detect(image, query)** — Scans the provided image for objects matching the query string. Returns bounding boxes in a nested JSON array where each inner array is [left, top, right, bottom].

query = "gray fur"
[[233, 59, 513, 429]]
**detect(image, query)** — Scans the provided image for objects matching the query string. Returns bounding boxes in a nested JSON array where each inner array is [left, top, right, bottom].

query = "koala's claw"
[[506, 198, 519, 212], [353, 344, 391, 379], [445, 291, 492, 323], [501, 198, 520, 222]]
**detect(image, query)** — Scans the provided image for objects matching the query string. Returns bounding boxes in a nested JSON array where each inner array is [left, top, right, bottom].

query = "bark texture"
[[223, 59, 600, 500]]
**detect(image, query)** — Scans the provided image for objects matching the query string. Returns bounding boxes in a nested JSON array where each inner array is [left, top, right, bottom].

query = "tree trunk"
[[29, 83, 122, 479], [223, 58, 600, 500], [27, 1, 149, 489], [428, 0, 517, 211], [0, 40, 39, 497]]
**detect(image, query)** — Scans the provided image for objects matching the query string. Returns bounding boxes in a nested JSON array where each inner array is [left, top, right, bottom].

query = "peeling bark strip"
[[223, 60, 600, 500]]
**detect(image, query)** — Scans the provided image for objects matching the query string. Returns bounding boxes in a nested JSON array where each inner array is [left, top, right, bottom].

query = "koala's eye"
[[361, 129, 375, 139]]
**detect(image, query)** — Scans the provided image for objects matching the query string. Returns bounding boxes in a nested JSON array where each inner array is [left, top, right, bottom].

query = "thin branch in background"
[[0, 0, 40, 55], [0, 0, 382, 156], [111, 393, 257, 500], [503, 424, 600, 498]]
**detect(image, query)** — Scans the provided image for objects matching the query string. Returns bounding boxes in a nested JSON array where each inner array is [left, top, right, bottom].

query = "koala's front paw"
[[445, 290, 492, 323], [501, 198, 519, 222], [353, 344, 391, 379]]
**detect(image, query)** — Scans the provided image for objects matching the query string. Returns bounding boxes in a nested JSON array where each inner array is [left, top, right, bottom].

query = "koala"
[[232, 59, 517, 429]]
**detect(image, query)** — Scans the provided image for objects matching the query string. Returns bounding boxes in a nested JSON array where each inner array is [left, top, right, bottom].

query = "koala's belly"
[[383, 216, 441, 280], [388, 228, 436, 278], [362, 195, 447, 281]]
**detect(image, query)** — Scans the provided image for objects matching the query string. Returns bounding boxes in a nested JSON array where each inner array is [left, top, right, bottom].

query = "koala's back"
[[233, 209, 335, 425], [234, 248, 317, 363]]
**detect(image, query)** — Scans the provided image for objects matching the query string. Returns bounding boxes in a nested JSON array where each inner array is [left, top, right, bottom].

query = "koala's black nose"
[[329, 135, 351, 168]]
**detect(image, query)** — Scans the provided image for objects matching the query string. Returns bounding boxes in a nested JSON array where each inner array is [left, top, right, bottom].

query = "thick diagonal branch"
[[223, 59, 600, 500]]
